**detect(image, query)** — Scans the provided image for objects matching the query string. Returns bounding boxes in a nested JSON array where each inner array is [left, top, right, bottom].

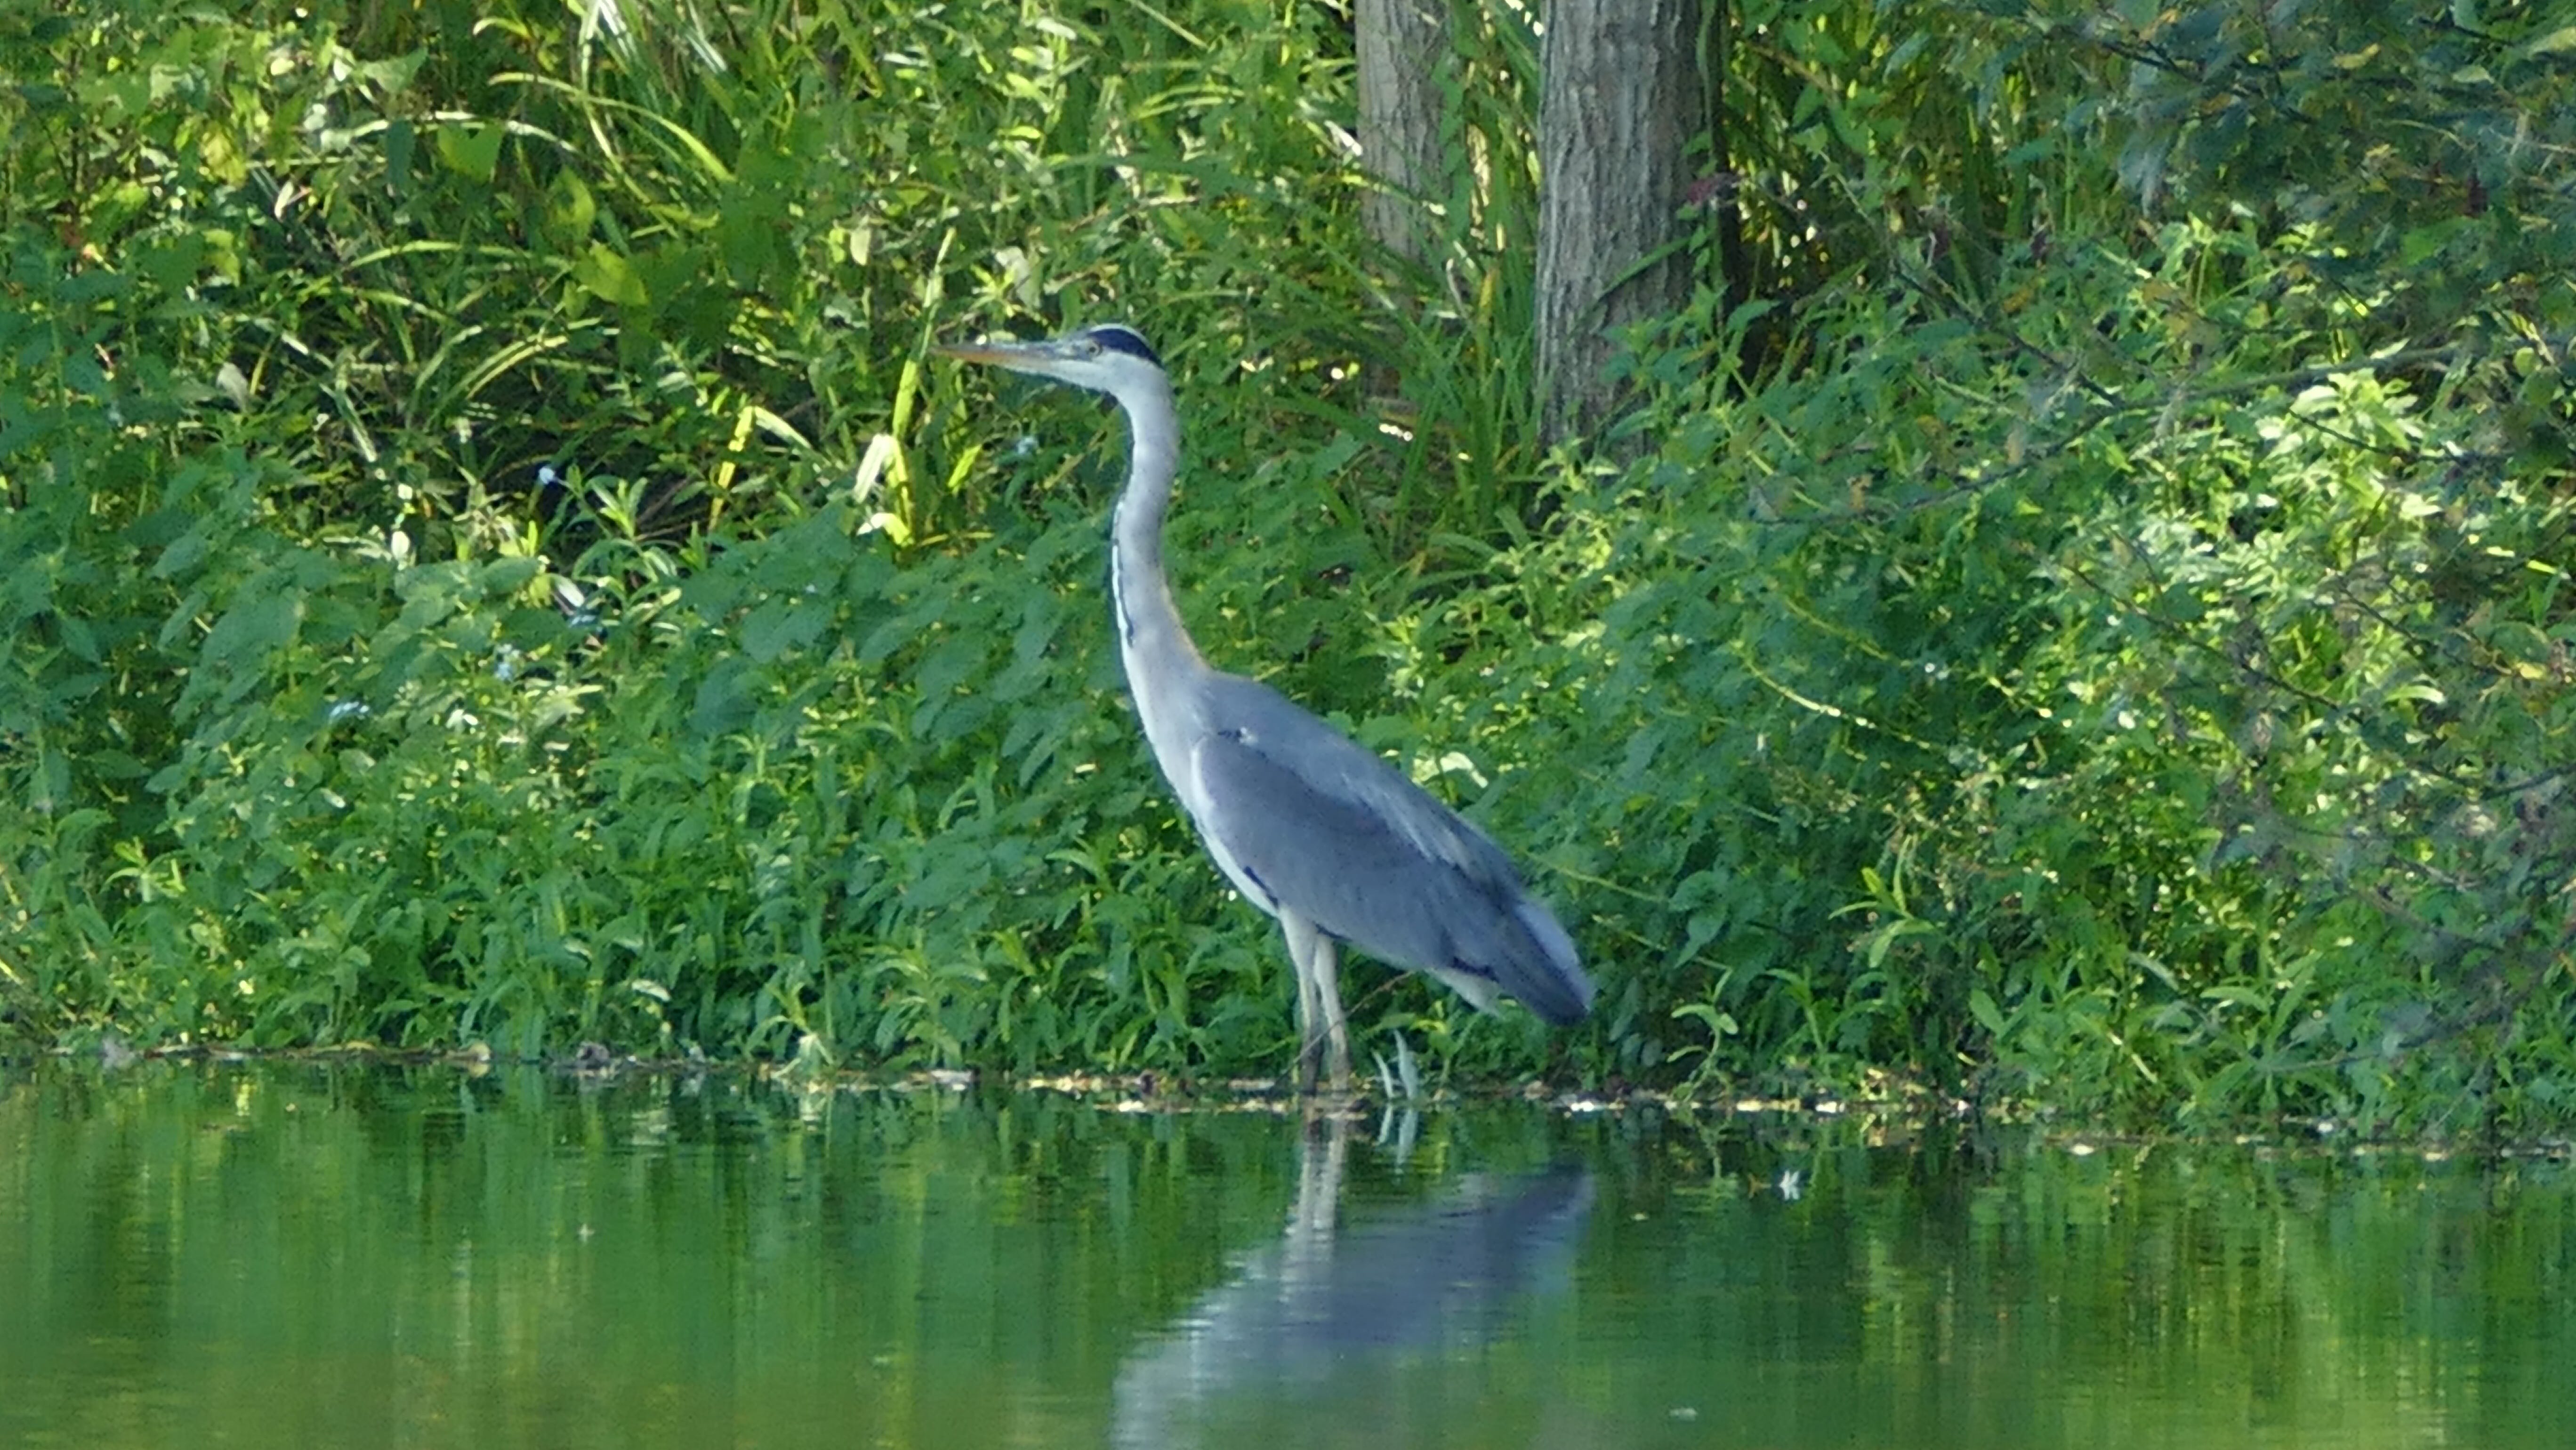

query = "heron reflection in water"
[[1111, 1118, 1594, 1449]]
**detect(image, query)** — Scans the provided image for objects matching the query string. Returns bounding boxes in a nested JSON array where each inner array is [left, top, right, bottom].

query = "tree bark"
[[1536, 0, 1707, 449], [1355, 0, 1454, 269]]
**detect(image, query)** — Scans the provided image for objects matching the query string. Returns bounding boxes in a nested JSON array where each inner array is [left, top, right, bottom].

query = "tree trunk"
[[1355, 0, 1454, 269], [1536, 0, 1707, 449]]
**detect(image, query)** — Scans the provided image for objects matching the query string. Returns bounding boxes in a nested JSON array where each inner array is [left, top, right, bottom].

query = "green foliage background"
[[2, 0, 2572, 1132]]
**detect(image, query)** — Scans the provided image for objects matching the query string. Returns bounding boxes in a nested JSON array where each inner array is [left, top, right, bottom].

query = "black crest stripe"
[[1085, 324, 1163, 368]]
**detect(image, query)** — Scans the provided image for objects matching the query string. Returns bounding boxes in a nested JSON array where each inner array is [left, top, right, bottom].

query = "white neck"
[[1103, 371, 1213, 785]]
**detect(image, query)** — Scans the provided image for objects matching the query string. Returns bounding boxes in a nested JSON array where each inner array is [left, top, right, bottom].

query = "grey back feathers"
[[1189, 675, 1591, 1027]]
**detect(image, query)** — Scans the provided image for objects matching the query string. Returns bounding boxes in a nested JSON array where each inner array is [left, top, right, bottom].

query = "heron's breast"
[[1178, 735, 1282, 920], [1118, 640, 1280, 919]]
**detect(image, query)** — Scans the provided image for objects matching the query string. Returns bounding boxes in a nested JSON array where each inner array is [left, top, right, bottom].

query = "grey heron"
[[939, 323, 1593, 1093]]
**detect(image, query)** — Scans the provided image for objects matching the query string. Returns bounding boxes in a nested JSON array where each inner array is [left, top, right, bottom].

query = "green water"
[[1, 1061, 2567, 1449]]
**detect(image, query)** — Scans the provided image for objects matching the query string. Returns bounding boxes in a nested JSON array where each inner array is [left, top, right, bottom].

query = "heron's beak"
[[936, 336, 1066, 375]]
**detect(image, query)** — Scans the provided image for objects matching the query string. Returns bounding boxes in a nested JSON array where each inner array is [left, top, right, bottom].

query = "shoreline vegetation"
[[3, 2, 2572, 1137]]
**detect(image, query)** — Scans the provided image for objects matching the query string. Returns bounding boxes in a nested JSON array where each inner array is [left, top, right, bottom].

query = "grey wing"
[[1188, 676, 1593, 1026]]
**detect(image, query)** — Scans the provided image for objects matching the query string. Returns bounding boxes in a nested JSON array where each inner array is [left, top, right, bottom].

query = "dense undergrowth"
[[2, 0, 2572, 1134]]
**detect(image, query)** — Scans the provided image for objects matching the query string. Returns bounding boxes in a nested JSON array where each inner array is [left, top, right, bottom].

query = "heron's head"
[[938, 323, 1167, 401]]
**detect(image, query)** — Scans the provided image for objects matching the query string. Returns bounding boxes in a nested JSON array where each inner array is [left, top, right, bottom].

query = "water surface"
[[1, 1059, 2566, 1448]]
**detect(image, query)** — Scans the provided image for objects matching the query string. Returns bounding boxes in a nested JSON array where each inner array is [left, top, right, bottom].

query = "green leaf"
[[57, 612, 100, 662], [1969, 988, 2007, 1037], [543, 170, 598, 251], [740, 598, 828, 662], [690, 658, 756, 736], [574, 244, 650, 307], [201, 588, 302, 670], [2399, 218, 2471, 266], [433, 121, 505, 181], [2526, 24, 2576, 56], [482, 557, 544, 595]]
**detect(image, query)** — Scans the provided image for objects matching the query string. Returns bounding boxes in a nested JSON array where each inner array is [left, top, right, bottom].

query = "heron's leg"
[[1281, 912, 1343, 1094], [1310, 932, 1351, 1094], [1282, 913, 1319, 1091]]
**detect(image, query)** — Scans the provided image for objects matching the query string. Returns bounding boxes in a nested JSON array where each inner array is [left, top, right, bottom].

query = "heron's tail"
[[1495, 897, 1593, 1027]]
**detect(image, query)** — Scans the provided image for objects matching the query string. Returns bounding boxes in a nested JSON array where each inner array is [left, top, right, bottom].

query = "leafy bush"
[[4, 0, 2573, 1131], [0, 0, 1521, 1081], [1492, 1, 2576, 1128]]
